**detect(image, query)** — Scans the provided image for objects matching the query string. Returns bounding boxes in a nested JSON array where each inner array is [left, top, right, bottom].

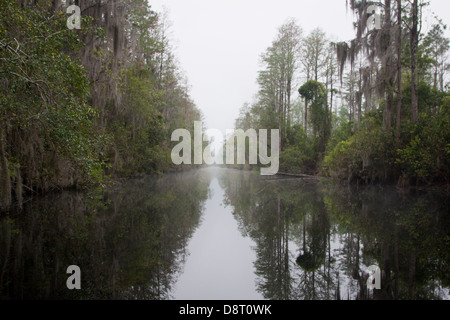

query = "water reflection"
[[171, 177, 262, 300], [217, 169, 449, 300], [0, 167, 448, 300], [0, 169, 211, 299]]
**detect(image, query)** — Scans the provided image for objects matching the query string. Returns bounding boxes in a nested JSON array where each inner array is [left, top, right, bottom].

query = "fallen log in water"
[[276, 172, 320, 179], [259, 172, 320, 182]]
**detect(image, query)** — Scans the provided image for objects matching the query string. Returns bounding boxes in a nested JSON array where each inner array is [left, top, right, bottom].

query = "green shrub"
[[323, 127, 397, 183], [397, 104, 450, 184]]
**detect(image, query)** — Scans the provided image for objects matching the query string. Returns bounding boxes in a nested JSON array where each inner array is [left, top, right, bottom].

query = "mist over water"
[[1, 167, 448, 300]]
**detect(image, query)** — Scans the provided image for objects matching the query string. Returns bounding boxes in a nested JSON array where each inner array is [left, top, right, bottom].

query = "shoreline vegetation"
[[1, 1, 449, 211], [223, 165, 449, 194], [0, 0, 203, 211], [231, 2, 449, 191]]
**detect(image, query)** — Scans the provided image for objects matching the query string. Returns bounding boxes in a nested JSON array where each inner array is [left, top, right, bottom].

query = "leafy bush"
[[397, 103, 450, 184], [0, 0, 106, 194], [323, 127, 397, 183], [280, 125, 317, 174]]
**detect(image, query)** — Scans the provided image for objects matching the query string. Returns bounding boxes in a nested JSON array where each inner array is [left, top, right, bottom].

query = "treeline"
[[0, 0, 202, 210], [235, 0, 450, 186]]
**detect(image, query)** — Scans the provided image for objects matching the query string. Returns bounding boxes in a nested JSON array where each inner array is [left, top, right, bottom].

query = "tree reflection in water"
[[0, 168, 448, 300], [217, 169, 449, 300], [0, 169, 211, 299]]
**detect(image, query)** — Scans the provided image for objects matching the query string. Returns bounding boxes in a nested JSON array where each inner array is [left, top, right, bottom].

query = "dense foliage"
[[0, 0, 202, 210], [234, 0, 449, 186]]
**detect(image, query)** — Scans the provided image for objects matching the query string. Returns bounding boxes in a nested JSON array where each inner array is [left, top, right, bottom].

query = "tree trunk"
[[14, 166, 23, 210], [383, 0, 393, 131], [0, 127, 12, 211], [279, 86, 283, 150], [358, 68, 362, 128], [395, 0, 403, 144], [410, 0, 419, 123], [384, 92, 394, 130], [304, 99, 308, 134], [330, 65, 334, 120], [287, 79, 291, 130]]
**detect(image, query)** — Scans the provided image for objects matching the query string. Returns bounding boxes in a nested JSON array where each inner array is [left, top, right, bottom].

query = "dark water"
[[0, 167, 448, 300]]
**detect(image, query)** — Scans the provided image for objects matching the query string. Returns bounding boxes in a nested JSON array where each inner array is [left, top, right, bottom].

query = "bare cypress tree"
[[257, 19, 303, 149], [301, 28, 328, 133], [279, 19, 303, 131]]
